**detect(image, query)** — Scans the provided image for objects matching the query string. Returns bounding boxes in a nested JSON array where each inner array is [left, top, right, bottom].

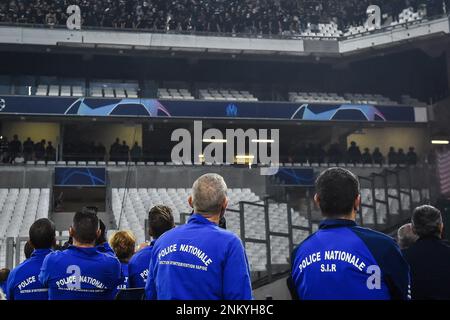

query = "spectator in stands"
[[6, 218, 55, 300], [347, 141, 362, 164], [388, 147, 398, 165], [362, 147, 373, 164], [403, 205, 450, 300], [129, 205, 175, 288], [130, 142, 143, 162], [94, 142, 106, 161], [316, 145, 326, 164], [109, 230, 136, 292], [120, 140, 130, 162], [288, 167, 410, 300], [0, 136, 9, 163], [407, 147, 418, 166], [34, 139, 46, 161], [45, 141, 56, 161], [327, 143, 342, 164], [306, 143, 316, 163], [39, 211, 122, 300], [1, 0, 443, 35], [397, 223, 419, 250], [23, 137, 34, 161], [110, 138, 121, 162], [372, 147, 384, 165], [145, 173, 253, 300], [24, 240, 34, 259], [8, 134, 22, 162], [397, 148, 407, 165], [0, 268, 9, 298], [297, 143, 308, 163]]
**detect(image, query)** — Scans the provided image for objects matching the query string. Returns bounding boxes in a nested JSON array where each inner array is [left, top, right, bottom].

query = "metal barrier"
[[4, 236, 69, 270]]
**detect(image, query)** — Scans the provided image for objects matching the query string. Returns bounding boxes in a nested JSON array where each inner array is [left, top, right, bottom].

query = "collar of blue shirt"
[[319, 219, 357, 229], [31, 248, 52, 258], [188, 213, 217, 226], [67, 245, 101, 256]]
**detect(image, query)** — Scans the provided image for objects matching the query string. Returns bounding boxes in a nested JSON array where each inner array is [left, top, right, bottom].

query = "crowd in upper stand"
[[0, 135, 56, 163], [287, 141, 418, 166], [0, 0, 447, 35], [63, 138, 143, 162], [0, 134, 419, 166]]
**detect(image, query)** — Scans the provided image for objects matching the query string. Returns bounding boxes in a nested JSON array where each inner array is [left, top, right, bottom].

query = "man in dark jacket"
[[403, 205, 450, 300]]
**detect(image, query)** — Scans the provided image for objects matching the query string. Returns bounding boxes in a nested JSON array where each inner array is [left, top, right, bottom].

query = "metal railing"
[[4, 236, 69, 270]]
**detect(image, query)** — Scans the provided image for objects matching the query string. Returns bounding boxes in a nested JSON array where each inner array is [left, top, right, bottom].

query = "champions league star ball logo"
[[0, 99, 5, 112]]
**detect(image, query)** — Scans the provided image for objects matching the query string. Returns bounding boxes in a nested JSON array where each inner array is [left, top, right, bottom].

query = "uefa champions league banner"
[[0, 96, 420, 122]]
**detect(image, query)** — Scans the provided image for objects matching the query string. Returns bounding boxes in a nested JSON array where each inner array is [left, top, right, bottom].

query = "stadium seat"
[[0, 188, 50, 265], [110, 187, 313, 271]]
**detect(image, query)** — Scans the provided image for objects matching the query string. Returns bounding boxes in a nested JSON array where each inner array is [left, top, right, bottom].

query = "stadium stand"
[[360, 188, 429, 224], [89, 81, 139, 99], [199, 89, 258, 101], [288, 92, 350, 104], [158, 88, 195, 100], [109, 185, 430, 271], [0, 188, 50, 267], [1, 0, 445, 37], [343, 93, 399, 105], [401, 94, 428, 107], [0, 74, 431, 107], [111, 187, 312, 271]]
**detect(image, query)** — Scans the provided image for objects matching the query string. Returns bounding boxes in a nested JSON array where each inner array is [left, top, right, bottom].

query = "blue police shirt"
[[145, 214, 253, 300], [6, 248, 52, 300], [118, 262, 129, 289], [39, 245, 122, 300], [97, 242, 115, 256], [291, 219, 410, 300], [128, 241, 155, 288]]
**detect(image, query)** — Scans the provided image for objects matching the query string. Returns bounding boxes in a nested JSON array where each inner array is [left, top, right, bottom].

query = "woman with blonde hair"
[[109, 230, 136, 291]]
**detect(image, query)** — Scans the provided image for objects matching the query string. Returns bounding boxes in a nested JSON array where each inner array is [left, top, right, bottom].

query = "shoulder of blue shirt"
[[153, 217, 243, 250]]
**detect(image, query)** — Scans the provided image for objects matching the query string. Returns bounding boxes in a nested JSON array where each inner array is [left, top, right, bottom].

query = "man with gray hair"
[[397, 223, 419, 250], [145, 173, 253, 300], [403, 205, 450, 300]]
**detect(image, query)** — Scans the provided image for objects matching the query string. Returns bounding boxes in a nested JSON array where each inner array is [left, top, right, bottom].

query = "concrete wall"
[[0, 164, 434, 192]]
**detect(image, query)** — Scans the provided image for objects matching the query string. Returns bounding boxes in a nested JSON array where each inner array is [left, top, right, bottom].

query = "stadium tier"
[[0, 0, 449, 303], [0, 74, 430, 107], [0, 0, 446, 37], [107, 186, 430, 272], [112, 187, 312, 271]]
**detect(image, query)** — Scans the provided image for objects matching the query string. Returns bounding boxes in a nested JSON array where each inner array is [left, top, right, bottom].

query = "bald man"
[[145, 173, 252, 300]]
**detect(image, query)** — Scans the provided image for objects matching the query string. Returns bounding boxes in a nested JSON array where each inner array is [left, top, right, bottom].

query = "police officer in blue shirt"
[[289, 167, 410, 300], [39, 211, 122, 300], [128, 205, 175, 288], [145, 173, 253, 300], [6, 218, 55, 300]]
